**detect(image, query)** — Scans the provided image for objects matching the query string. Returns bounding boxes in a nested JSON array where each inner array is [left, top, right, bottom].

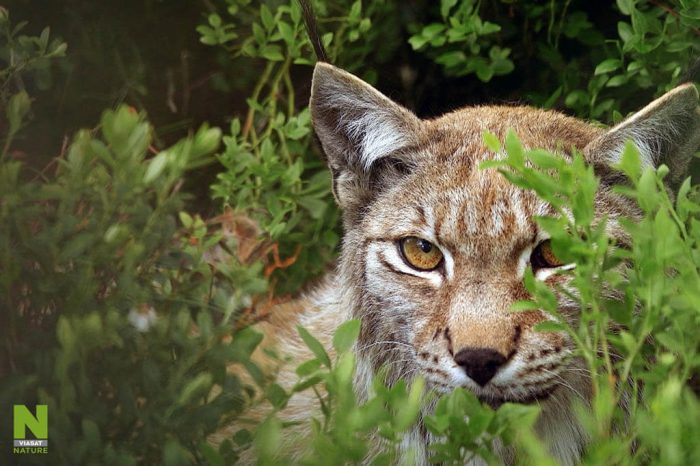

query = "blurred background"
[[1, 1, 699, 464], [6, 0, 699, 170]]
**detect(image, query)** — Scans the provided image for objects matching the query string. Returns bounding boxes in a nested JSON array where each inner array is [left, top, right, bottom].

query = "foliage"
[[227, 320, 542, 466], [0, 7, 66, 160], [408, 0, 514, 82], [0, 7, 67, 99], [0, 100, 260, 464], [2, 1, 700, 465], [199, 0, 403, 293], [408, 0, 700, 120], [480, 133, 700, 464], [0, 18, 263, 462]]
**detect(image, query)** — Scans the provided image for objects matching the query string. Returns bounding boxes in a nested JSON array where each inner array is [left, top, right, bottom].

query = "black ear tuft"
[[298, 0, 328, 63]]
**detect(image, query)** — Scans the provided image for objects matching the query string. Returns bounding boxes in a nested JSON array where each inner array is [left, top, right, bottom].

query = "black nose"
[[453, 347, 506, 386]]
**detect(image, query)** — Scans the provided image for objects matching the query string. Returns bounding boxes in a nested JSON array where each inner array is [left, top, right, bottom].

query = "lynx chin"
[[212, 62, 700, 465]]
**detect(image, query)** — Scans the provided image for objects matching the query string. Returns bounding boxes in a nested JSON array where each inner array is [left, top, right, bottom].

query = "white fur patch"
[[536, 263, 575, 281], [367, 242, 444, 287], [604, 92, 686, 169], [607, 126, 655, 168], [327, 92, 410, 169], [489, 198, 508, 236], [517, 245, 533, 278], [509, 189, 528, 229]]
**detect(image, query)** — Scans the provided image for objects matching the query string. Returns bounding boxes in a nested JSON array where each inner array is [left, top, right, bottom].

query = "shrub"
[[2, 1, 700, 465], [0, 102, 255, 464]]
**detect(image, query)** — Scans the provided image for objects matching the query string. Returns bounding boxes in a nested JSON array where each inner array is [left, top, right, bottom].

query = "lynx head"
[[309, 62, 700, 408]]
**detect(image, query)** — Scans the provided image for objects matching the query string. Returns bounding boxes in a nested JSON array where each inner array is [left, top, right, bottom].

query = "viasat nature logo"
[[13, 405, 48, 455]]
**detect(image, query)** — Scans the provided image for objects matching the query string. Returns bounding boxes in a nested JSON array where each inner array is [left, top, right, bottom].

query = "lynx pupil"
[[418, 240, 432, 253]]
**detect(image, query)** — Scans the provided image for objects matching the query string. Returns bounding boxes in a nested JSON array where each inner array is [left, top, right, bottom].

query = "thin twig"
[[649, 0, 700, 37]]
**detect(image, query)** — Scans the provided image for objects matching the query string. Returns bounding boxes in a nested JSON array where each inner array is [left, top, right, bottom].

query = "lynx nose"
[[454, 347, 506, 386]]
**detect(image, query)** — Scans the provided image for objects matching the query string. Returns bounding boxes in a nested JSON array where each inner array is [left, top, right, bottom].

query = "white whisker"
[[542, 368, 587, 404]]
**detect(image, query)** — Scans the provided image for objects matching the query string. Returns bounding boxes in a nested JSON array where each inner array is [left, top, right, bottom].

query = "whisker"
[[357, 340, 417, 353], [542, 368, 587, 404]]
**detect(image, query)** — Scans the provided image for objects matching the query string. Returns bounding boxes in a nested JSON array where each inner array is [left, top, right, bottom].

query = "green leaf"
[[6, 91, 31, 135], [616, 0, 634, 15], [616, 140, 642, 181], [504, 129, 525, 167], [163, 439, 190, 466], [349, 1, 362, 20], [254, 418, 282, 462], [208, 13, 221, 27], [229, 327, 264, 360], [265, 383, 289, 409], [333, 319, 361, 353], [510, 300, 539, 312], [198, 443, 225, 466], [296, 358, 321, 377], [293, 374, 324, 392], [440, 0, 458, 18], [260, 44, 283, 61], [483, 131, 501, 152], [408, 35, 428, 50], [278, 21, 294, 44], [192, 125, 221, 157], [534, 321, 564, 333], [298, 196, 327, 220], [605, 75, 628, 87], [179, 211, 193, 228], [298, 325, 331, 367], [475, 62, 494, 82], [594, 58, 622, 75], [176, 373, 213, 406], [260, 4, 274, 32], [290, 1, 301, 23], [56, 316, 74, 350], [422, 23, 446, 39], [144, 151, 168, 183], [528, 149, 562, 169]]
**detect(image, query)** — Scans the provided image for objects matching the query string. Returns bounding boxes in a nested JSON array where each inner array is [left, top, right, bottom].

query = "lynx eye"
[[530, 239, 564, 271], [399, 236, 443, 271]]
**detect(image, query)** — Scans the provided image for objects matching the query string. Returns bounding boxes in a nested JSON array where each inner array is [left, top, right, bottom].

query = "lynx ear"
[[310, 63, 422, 221], [585, 83, 700, 184]]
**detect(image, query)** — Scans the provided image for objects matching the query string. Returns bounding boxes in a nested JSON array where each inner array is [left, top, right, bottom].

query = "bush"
[[0, 102, 252, 464], [1, 1, 700, 465]]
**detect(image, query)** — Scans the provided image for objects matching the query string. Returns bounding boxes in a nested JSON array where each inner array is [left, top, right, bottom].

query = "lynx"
[[213, 61, 700, 464]]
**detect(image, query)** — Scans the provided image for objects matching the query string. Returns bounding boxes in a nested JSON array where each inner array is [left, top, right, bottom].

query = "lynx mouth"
[[477, 386, 557, 409]]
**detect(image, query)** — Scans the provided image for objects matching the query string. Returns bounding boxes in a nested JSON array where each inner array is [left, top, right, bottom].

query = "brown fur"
[[213, 63, 700, 465]]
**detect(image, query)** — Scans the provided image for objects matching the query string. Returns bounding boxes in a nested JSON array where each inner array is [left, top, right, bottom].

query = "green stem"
[[284, 68, 295, 119], [554, 0, 572, 50], [262, 55, 292, 141], [1, 129, 15, 161], [243, 61, 275, 141]]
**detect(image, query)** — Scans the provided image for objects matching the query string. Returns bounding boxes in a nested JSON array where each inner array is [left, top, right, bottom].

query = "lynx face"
[[354, 163, 580, 406], [310, 63, 700, 410], [337, 111, 603, 408]]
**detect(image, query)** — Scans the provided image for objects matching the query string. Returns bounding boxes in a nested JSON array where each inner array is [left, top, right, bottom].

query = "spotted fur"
[[213, 63, 700, 465]]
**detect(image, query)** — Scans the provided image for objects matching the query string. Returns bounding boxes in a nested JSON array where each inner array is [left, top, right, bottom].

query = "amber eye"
[[399, 237, 443, 271], [530, 239, 564, 271]]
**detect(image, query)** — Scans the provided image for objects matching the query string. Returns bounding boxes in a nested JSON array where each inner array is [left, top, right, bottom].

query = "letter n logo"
[[13, 405, 48, 439]]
